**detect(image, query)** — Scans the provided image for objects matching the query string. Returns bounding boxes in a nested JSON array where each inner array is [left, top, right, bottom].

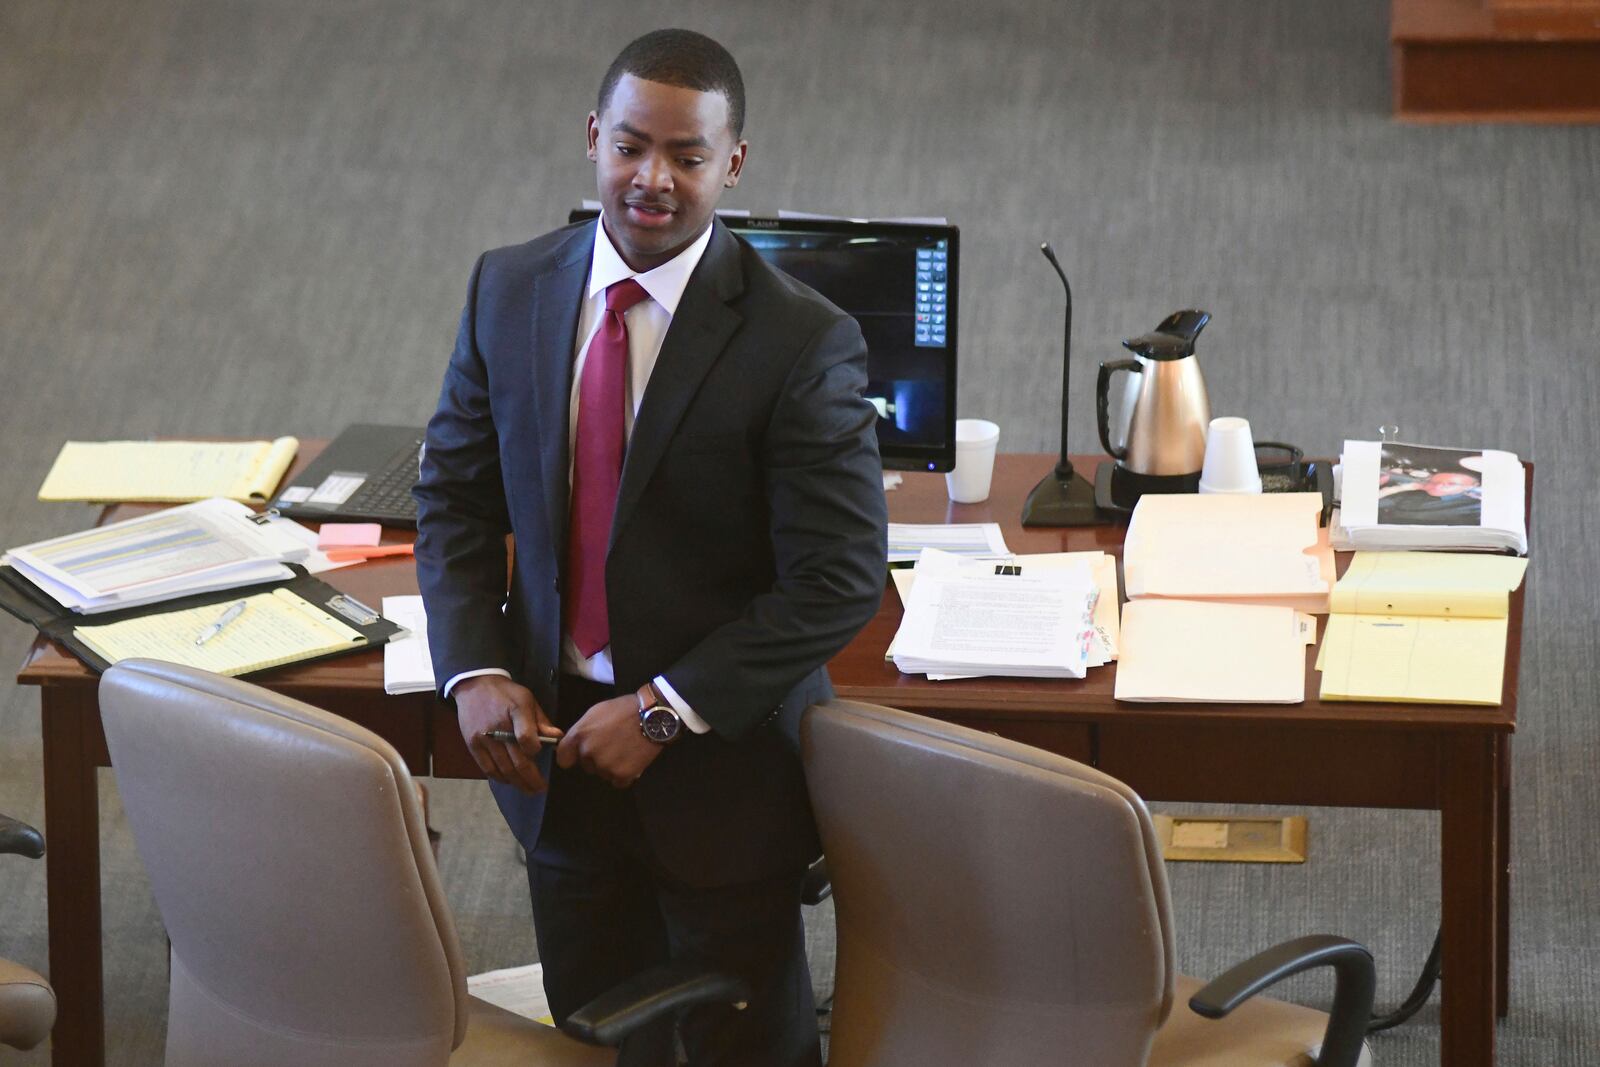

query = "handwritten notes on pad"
[[38, 438, 300, 503], [74, 588, 365, 677]]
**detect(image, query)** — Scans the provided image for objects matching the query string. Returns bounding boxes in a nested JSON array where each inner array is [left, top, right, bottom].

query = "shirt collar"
[[588, 215, 715, 315]]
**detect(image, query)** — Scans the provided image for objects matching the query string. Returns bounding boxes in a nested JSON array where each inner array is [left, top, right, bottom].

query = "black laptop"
[[272, 424, 425, 527]]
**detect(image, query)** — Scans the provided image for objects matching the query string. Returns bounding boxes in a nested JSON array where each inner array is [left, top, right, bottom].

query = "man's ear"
[[586, 112, 601, 163], [724, 139, 748, 189]]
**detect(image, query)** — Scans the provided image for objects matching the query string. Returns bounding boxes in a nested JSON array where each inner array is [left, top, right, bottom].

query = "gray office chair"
[[801, 699, 1376, 1067], [0, 812, 55, 1052], [98, 660, 747, 1067]]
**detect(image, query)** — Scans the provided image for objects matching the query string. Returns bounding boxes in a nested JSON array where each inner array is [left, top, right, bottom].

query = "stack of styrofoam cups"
[[1197, 416, 1263, 494], [945, 419, 1001, 503]]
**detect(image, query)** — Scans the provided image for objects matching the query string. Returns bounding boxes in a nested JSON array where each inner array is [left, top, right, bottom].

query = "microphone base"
[[1021, 469, 1108, 527]]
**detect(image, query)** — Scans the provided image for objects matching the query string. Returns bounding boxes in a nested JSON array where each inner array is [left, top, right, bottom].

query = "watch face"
[[641, 705, 681, 744]]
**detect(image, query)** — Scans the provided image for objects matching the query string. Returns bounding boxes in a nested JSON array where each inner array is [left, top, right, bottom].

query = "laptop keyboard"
[[346, 439, 423, 521]]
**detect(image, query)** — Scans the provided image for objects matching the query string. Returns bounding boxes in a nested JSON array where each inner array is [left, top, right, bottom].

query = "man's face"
[[587, 74, 747, 272], [1422, 472, 1477, 497]]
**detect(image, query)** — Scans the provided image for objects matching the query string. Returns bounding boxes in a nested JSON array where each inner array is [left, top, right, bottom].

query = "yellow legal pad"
[[74, 588, 365, 677], [1317, 553, 1528, 705], [37, 437, 299, 503]]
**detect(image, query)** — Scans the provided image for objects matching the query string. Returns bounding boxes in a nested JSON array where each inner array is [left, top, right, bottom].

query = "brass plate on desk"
[[1154, 815, 1307, 864]]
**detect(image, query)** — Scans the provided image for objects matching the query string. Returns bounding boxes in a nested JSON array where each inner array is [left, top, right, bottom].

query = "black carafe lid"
[[1122, 308, 1211, 361]]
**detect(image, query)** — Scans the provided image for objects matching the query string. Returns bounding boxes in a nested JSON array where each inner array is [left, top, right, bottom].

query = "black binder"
[[0, 564, 404, 678]]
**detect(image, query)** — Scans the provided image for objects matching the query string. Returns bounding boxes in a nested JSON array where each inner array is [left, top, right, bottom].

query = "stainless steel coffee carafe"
[[1096, 309, 1212, 483]]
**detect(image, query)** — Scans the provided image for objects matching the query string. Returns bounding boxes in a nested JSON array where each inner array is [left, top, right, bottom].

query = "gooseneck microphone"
[[1039, 242, 1073, 479], [1020, 241, 1105, 526]]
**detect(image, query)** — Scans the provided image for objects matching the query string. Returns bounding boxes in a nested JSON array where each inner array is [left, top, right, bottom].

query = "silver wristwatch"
[[638, 683, 683, 745]]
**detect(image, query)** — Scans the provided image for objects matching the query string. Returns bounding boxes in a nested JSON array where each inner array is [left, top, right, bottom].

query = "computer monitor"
[[570, 209, 959, 472]]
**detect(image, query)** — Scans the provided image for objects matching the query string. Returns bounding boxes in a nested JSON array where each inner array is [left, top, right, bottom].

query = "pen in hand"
[[195, 600, 249, 646]]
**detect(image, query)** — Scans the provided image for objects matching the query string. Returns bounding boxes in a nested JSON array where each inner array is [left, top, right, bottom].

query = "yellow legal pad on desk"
[[1317, 552, 1528, 705], [37, 437, 299, 503], [74, 588, 365, 677]]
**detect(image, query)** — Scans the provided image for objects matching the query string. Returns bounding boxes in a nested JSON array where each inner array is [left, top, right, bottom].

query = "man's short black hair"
[[597, 29, 746, 137]]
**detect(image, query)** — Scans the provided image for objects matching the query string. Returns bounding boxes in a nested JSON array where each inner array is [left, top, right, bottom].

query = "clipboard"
[[0, 564, 403, 678]]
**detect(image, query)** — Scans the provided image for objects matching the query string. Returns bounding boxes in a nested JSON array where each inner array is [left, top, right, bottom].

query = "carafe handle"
[[1096, 359, 1141, 460]]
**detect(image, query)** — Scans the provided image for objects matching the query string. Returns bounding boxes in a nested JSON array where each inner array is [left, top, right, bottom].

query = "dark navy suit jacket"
[[413, 219, 888, 886]]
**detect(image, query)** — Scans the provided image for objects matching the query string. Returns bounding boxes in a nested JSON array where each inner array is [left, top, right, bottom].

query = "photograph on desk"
[[1376, 443, 1485, 526], [1334, 439, 1527, 553]]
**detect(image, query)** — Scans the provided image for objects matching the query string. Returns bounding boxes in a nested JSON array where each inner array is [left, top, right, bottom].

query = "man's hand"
[[556, 688, 666, 788], [454, 675, 564, 794]]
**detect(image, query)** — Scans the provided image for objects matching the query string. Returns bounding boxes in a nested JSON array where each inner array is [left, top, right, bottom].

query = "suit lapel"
[[529, 227, 593, 555], [611, 222, 745, 550]]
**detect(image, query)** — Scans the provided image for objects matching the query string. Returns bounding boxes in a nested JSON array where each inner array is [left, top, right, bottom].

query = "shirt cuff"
[[443, 667, 512, 699], [654, 675, 711, 735]]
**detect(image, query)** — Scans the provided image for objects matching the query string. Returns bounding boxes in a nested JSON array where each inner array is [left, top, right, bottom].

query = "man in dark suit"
[[413, 28, 887, 1067]]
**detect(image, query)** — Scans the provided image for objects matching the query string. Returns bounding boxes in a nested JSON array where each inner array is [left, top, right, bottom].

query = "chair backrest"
[[99, 660, 469, 1067], [801, 699, 1176, 1067]]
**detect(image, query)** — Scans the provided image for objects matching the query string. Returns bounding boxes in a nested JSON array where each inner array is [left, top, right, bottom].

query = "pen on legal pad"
[[194, 600, 249, 646]]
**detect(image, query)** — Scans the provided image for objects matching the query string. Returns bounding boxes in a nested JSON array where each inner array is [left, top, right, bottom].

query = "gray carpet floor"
[[0, 0, 1596, 1062]]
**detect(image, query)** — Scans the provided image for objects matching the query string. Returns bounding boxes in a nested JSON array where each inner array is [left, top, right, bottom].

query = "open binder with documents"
[[1, 498, 309, 614]]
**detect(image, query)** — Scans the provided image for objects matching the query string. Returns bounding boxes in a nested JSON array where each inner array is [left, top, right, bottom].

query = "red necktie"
[[566, 277, 649, 658]]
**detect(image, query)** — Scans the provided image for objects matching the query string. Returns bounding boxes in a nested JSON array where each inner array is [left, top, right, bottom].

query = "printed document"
[[4, 499, 307, 611], [891, 550, 1119, 665], [891, 549, 1098, 679], [887, 522, 1009, 564], [382, 595, 435, 695]]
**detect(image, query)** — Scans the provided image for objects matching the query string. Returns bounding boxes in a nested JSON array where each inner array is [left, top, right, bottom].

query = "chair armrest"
[[800, 859, 832, 905], [0, 815, 44, 860], [562, 962, 750, 1047], [1188, 935, 1374, 1067]]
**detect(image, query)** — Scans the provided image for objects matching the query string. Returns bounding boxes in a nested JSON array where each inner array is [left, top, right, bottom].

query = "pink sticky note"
[[317, 523, 382, 550]]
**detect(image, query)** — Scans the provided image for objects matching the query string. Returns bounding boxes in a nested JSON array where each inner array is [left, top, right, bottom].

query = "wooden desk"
[[15, 444, 478, 1066], [17, 452, 1520, 1067], [834, 454, 1522, 1067]]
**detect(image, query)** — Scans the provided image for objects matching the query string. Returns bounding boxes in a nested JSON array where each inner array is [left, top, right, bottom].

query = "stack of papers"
[[1123, 492, 1333, 613], [889, 549, 1102, 680], [887, 523, 1009, 564], [1113, 492, 1330, 704], [2, 498, 312, 614], [381, 595, 435, 695], [1331, 440, 1526, 554], [1317, 552, 1528, 705], [37, 438, 300, 503]]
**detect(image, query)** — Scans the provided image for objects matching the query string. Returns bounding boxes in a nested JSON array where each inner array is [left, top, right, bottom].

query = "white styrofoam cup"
[[945, 419, 1001, 503]]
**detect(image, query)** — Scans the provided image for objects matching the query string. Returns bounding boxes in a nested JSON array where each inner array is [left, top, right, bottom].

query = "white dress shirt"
[[443, 217, 714, 734]]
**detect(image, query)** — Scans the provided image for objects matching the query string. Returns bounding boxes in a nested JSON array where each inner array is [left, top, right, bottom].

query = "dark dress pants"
[[531, 676, 822, 1067]]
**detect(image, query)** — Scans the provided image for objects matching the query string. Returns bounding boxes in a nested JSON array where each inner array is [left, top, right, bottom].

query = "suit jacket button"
[[547, 668, 558, 685]]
